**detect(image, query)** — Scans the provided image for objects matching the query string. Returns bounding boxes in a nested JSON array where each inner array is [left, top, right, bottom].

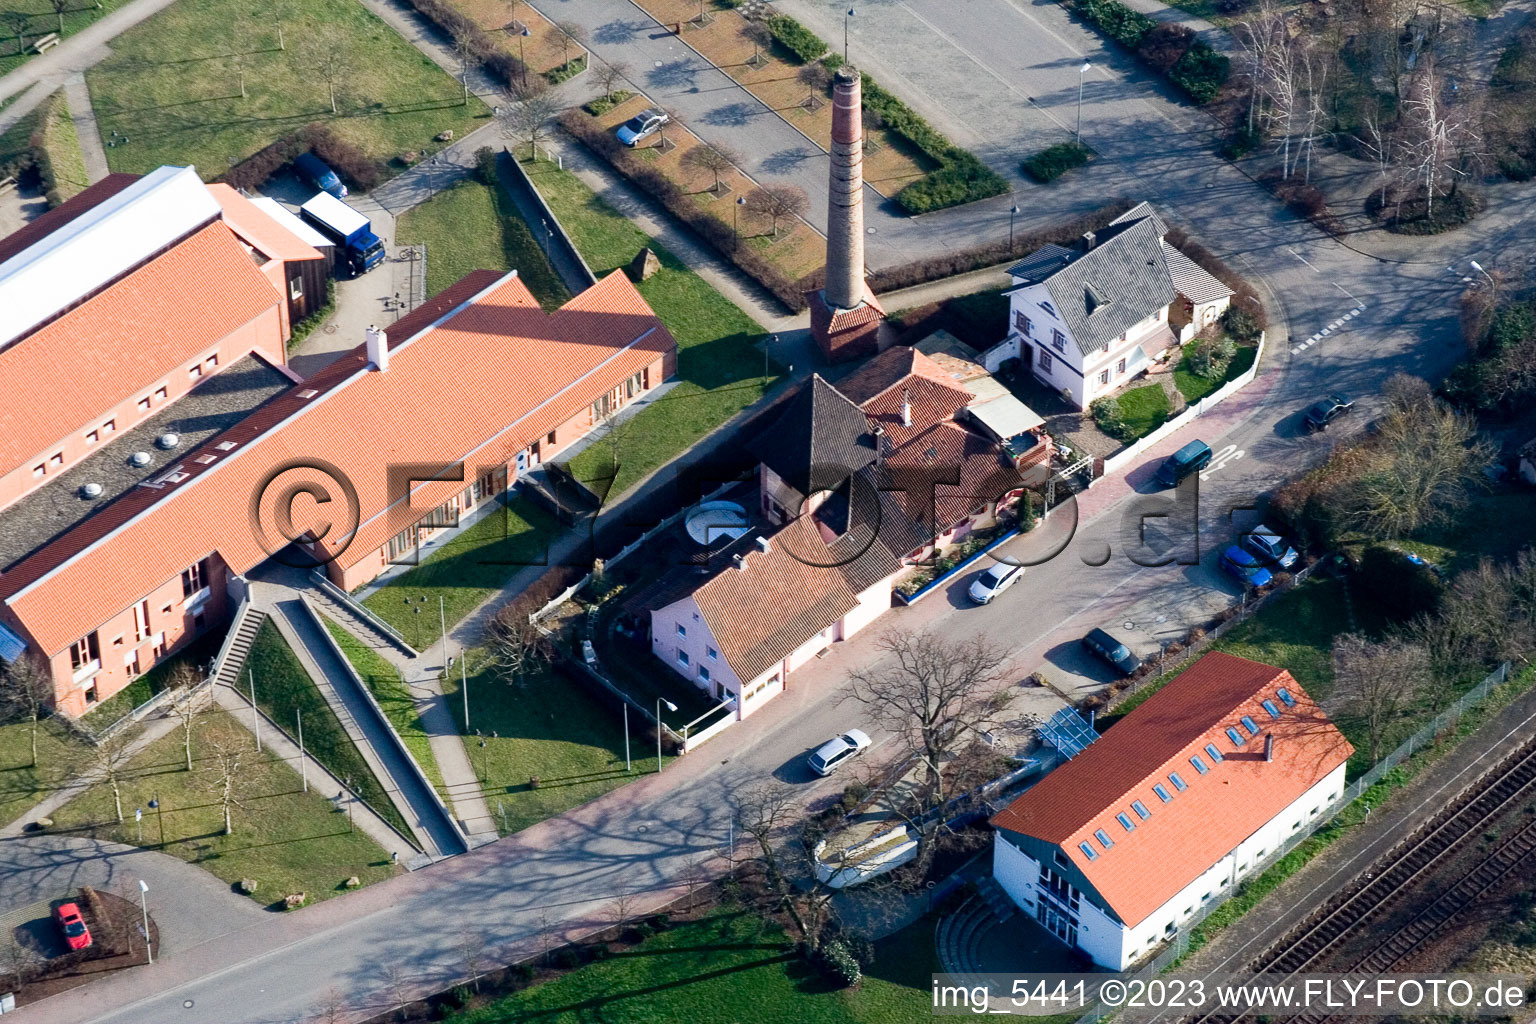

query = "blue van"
[[294, 152, 347, 199], [1155, 439, 1213, 488]]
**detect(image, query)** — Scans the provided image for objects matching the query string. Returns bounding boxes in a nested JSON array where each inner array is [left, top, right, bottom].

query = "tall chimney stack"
[[826, 65, 866, 312], [1263, 733, 1274, 762], [365, 324, 389, 372]]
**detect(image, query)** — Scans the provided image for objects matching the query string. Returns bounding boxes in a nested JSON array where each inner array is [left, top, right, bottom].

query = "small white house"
[[983, 203, 1233, 409], [988, 652, 1353, 970]]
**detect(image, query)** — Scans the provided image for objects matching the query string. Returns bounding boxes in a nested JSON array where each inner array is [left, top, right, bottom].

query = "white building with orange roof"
[[988, 652, 1353, 969]]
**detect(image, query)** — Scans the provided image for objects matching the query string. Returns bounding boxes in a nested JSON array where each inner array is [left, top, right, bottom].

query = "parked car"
[[294, 152, 347, 199], [967, 561, 1024, 604], [807, 729, 871, 776], [1304, 394, 1354, 432], [1219, 545, 1274, 588], [1155, 439, 1213, 488], [1239, 525, 1299, 570], [1082, 628, 1141, 676], [54, 902, 91, 951], [616, 109, 669, 146]]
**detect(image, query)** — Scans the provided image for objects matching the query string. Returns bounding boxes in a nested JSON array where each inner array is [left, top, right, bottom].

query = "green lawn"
[[1371, 491, 1536, 577], [41, 92, 87, 201], [244, 619, 412, 840], [442, 651, 674, 837], [0, 717, 90, 829], [48, 709, 399, 905], [0, 0, 137, 76], [396, 176, 569, 309], [359, 494, 564, 640], [522, 158, 776, 498], [448, 905, 942, 1023], [320, 615, 449, 802], [85, 0, 489, 179], [1114, 383, 1171, 439], [1173, 343, 1258, 404]]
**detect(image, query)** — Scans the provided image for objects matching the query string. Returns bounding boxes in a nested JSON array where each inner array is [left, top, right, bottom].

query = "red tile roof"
[[1, 270, 679, 656], [990, 652, 1353, 927], [207, 184, 324, 265], [692, 517, 861, 682], [881, 422, 1022, 536], [0, 174, 140, 266], [836, 346, 961, 405], [0, 222, 281, 474]]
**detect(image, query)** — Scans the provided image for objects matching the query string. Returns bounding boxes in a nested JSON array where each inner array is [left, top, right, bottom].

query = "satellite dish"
[[80, 483, 103, 499], [129, 451, 152, 467], [155, 433, 180, 450]]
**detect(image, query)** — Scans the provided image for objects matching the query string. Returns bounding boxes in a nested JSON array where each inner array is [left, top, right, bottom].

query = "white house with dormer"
[[982, 203, 1233, 409]]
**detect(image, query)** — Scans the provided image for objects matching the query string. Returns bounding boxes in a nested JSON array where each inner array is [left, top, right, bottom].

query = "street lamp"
[[734, 195, 746, 250], [1076, 62, 1092, 144], [656, 698, 677, 771], [148, 795, 163, 848], [1470, 259, 1497, 303], [764, 332, 779, 383], [137, 880, 151, 965], [1009, 205, 1020, 249], [844, 8, 855, 64], [519, 27, 531, 87]]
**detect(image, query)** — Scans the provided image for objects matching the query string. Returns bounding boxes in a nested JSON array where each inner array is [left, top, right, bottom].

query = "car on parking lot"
[[807, 729, 870, 776], [294, 152, 347, 199], [967, 561, 1024, 604], [1081, 628, 1141, 676], [1155, 439, 1213, 488], [1219, 545, 1274, 588], [616, 109, 669, 146], [1239, 525, 1299, 570], [1304, 394, 1354, 432], [54, 902, 91, 951]]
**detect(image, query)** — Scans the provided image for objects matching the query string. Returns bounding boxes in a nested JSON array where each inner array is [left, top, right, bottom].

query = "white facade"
[[999, 283, 1171, 409], [993, 762, 1348, 969]]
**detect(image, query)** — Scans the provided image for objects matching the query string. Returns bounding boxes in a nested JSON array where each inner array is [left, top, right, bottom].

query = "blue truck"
[[299, 191, 386, 277]]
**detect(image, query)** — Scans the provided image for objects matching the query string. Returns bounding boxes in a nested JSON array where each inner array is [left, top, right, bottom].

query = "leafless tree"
[[594, 60, 630, 102], [537, 907, 555, 965], [165, 662, 207, 772], [745, 184, 808, 238], [382, 962, 411, 1020], [679, 852, 706, 908], [1357, 114, 1402, 208], [487, 608, 552, 685], [308, 988, 347, 1024], [1, 654, 53, 769], [682, 141, 740, 194], [48, 0, 68, 33], [457, 930, 488, 993], [301, 27, 351, 115], [840, 629, 1011, 869], [555, 20, 586, 71], [609, 886, 638, 933], [798, 61, 832, 109], [453, 33, 482, 106], [87, 732, 135, 823], [2, 930, 28, 990], [1234, 2, 1297, 170], [503, 0, 523, 33], [203, 735, 250, 835], [1438, 551, 1536, 670], [1295, 48, 1331, 184], [502, 79, 559, 160], [1399, 62, 1481, 218], [1332, 634, 1430, 762], [733, 781, 838, 951], [1, 11, 29, 57], [739, 21, 771, 67]]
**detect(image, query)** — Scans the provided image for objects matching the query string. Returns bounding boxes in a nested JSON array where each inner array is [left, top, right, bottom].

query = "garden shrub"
[[1190, 335, 1236, 379], [1170, 42, 1229, 103], [1220, 306, 1262, 344], [475, 146, 497, 186], [1022, 142, 1091, 182], [583, 90, 633, 116], [552, 946, 584, 969], [817, 939, 862, 987], [1071, 0, 1154, 49], [404, 0, 528, 86], [767, 15, 830, 63], [1137, 23, 1194, 74], [1359, 545, 1444, 620], [1091, 396, 1129, 440], [220, 124, 384, 193]]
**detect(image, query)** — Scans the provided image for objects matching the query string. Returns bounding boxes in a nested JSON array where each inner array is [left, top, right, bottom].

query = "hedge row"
[[1065, 0, 1228, 104], [219, 123, 385, 193], [403, 0, 528, 86], [1022, 142, 1091, 182], [764, 14, 1007, 213]]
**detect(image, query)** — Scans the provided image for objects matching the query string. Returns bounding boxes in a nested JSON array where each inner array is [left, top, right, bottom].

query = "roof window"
[[1190, 755, 1208, 775], [1169, 772, 1188, 791], [1079, 842, 1098, 861], [1226, 727, 1246, 747], [1153, 784, 1172, 803], [298, 388, 319, 399], [195, 455, 217, 465], [216, 441, 239, 451], [1132, 800, 1150, 820], [1262, 699, 1281, 719], [1204, 743, 1225, 763], [1095, 829, 1113, 850], [1241, 715, 1259, 735], [1116, 812, 1135, 832], [1277, 687, 1297, 707]]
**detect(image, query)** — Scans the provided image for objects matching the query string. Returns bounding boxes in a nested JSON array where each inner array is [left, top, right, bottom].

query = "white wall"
[[650, 595, 737, 698], [841, 576, 895, 639]]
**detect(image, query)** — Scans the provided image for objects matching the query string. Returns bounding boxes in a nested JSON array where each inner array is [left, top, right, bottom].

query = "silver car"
[[967, 561, 1024, 604], [616, 108, 669, 146], [808, 729, 871, 776]]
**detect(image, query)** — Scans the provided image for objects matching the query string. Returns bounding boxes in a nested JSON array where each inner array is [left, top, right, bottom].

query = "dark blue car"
[[1219, 545, 1273, 588], [294, 152, 347, 198]]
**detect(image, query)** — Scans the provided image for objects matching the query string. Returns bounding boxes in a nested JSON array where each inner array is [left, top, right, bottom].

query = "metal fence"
[[308, 570, 417, 656], [1067, 659, 1516, 1024]]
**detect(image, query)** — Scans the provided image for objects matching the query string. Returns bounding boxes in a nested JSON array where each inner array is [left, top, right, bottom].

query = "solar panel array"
[[1039, 706, 1100, 759]]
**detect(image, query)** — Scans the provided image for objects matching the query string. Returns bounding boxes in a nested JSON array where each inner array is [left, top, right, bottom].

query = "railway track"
[[1179, 733, 1536, 1024]]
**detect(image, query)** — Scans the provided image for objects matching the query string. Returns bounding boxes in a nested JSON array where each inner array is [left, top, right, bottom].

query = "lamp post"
[[137, 880, 151, 965], [1076, 62, 1091, 143], [1009, 205, 1020, 249], [1470, 259, 1497, 303], [656, 698, 677, 771], [148, 796, 164, 847], [478, 732, 487, 784], [764, 332, 778, 383], [519, 27, 530, 87], [734, 195, 745, 250], [461, 654, 470, 733], [623, 703, 631, 772], [844, 8, 855, 63]]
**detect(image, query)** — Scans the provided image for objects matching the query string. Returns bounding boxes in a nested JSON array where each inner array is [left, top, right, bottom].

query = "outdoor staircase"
[[937, 896, 1000, 980], [975, 876, 1017, 922], [212, 605, 268, 691]]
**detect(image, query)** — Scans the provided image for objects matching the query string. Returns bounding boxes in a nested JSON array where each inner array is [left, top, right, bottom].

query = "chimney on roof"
[[733, 553, 747, 572], [901, 388, 912, 428], [365, 324, 389, 372], [1264, 733, 1274, 762], [756, 536, 772, 555], [1082, 231, 1096, 252]]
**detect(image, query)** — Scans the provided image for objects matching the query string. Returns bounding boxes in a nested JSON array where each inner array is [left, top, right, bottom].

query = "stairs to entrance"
[[212, 605, 268, 691]]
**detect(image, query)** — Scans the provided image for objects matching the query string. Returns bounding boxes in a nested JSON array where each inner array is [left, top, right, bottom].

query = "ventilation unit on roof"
[[156, 433, 181, 450], [79, 483, 103, 499], [129, 451, 152, 468]]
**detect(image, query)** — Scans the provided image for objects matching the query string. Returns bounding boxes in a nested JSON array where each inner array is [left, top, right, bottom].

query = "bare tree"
[[0, 654, 53, 769], [734, 781, 838, 951], [1357, 114, 1402, 208], [203, 735, 250, 835], [1332, 634, 1430, 762], [91, 731, 135, 824], [594, 60, 630, 102], [682, 141, 740, 194], [555, 20, 585, 71], [609, 886, 638, 934], [744, 184, 808, 238], [502, 79, 559, 160], [165, 662, 206, 772], [1, 11, 29, 57], [300, 28, 352, 115], [679, 852, 706, 909], [48, 0, 68, 34], [309, 988, 347, 1024], [739, 21, 771, 68], [453, 33, 482, 106], [487, 608, 552, 685], [382, 962, 411, 1021], [1399, 62, 1481, 218], [840, 629, 1011, 868], [457, 930, 488, 993], [2, 930, 28, 991], [798, 61, 832, 109]]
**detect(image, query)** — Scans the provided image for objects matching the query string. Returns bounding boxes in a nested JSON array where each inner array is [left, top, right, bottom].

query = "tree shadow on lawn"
[[520, 952, 801, 1019], [676, 332, 772, 389], [95, 96, 483, 139]]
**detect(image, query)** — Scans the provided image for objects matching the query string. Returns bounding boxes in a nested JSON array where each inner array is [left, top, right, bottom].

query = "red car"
[[54, 902, 91, 951]]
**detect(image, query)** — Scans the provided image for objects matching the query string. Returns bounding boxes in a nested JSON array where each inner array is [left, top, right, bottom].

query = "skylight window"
[[195, 455, 217, 465], [1241, 715, 1259, 735], [1079, 842, 1098, 861], [1190, 755, 1208, 775], [1277, 687, 1297, 707], [1095, 829, 1113, 850], [1153, 784, 1172, 803], [216, 441, 239, 451], [1169, 772, 1188, 791], [1226, 727, 1246, 747], [1116, 812, 1135, 832], [1204, 743, 1225, 763], [1132, 800, 1150, 820], [1262, 700, 1281, 718], [298, 389, 319, 399]]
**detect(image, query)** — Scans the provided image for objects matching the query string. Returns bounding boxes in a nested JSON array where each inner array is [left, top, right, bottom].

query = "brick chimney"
[[1263, 733, 1274, 762], [365, 324, 389, 372], [806, 64, 885, 363]]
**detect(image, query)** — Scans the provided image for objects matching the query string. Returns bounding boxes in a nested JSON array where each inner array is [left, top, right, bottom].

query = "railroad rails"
[[1179, 733, 1536, 1024]]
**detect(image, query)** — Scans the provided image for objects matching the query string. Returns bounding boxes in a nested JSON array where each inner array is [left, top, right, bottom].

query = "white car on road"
[[807, 729, 871, 776], [967, 561, 1024, 604]]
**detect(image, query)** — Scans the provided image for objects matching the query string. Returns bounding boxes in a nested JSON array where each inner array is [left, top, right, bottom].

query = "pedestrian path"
[[61, 72, 107, 183]]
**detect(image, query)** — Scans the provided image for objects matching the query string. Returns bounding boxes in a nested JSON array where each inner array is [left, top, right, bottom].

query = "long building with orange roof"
[[0, 265, 677, 716]]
